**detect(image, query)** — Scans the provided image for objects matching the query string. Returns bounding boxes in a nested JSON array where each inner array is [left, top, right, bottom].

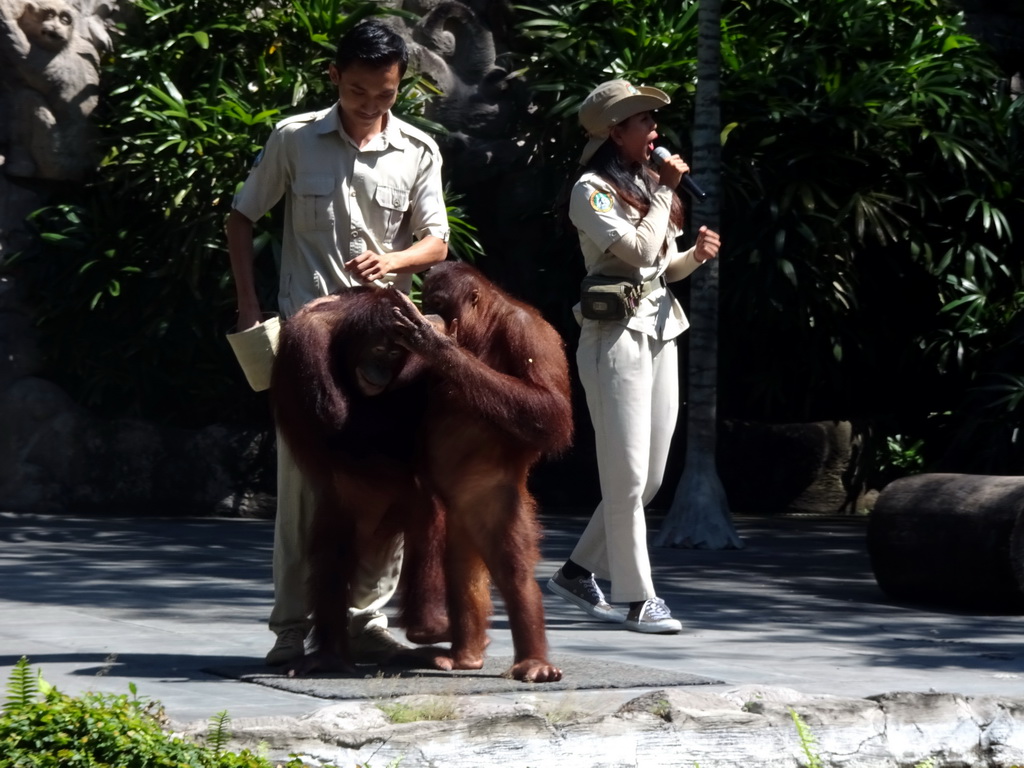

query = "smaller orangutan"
[[391, 261, 574, 683], [269, 287, 448, 674]]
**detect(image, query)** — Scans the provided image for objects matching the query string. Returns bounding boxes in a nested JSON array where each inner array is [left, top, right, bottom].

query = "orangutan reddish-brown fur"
[[392, 261, 574, 683], [269, 287, 447, 674]]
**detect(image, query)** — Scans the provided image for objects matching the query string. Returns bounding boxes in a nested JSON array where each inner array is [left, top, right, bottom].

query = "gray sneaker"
[[547, 569, 626, 623], [623, 597, 682, 634]]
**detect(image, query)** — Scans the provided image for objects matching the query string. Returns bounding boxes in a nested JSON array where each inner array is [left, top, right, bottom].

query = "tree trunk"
[[657, 0, 741, 550]]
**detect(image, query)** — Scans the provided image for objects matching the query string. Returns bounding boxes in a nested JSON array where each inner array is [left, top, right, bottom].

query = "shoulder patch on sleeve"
[[589, 190, 614, 213]]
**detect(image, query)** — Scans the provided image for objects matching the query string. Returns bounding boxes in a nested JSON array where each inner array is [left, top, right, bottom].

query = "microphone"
[[651, 146, 708, 201]]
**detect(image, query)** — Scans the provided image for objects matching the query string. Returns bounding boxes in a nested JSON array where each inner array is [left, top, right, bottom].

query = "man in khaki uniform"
[[226, 20, 449, 666]]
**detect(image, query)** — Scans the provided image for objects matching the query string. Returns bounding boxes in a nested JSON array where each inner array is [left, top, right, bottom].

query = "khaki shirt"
[[233, 106, 450, 317], [569, 171, 699, 341]]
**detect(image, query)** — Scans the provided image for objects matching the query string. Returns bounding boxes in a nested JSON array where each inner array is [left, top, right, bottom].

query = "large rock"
[[868, 473, 1024, 612], [186, 687, 1024, 768], [718, 420, 855, 514], [0, 375, 275, 516]]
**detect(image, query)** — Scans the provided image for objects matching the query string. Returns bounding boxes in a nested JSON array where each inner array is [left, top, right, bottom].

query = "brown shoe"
[[349, 625, 412, 665], [265, 627, 306, 666]]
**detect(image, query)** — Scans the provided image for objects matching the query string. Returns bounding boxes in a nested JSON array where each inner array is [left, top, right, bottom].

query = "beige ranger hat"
[[578, 79, 671, 165]]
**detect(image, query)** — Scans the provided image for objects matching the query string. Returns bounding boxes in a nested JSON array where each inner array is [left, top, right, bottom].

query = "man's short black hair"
[[334, 20, 409, 77]]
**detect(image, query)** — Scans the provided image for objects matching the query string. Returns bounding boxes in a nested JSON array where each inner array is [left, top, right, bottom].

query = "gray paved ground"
[[1, 510, 1022, 766]]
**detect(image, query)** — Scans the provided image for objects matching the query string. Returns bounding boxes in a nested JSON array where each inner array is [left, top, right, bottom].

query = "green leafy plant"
[[919, 285, 1024, 473], [5, 0, 473, 427], [3, 657, 49, 713], [7, 0, 1024, 490], [517, 0, 1024, 483], [790, 709, 825, 768], [5, 0, 367, 424], [874, 433, 927, 487], [444, 188, 485, 265], [207, 709, 232, 753], [0, 658, 323, 768], [516, 0, 700, 177], [713, 0, 1023, 432]]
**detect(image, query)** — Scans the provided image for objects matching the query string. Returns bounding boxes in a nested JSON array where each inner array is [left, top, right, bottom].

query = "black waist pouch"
[[580, 275, 642, 320]]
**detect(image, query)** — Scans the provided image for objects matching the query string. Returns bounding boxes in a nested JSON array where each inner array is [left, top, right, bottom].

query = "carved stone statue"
[[0, 0, 111, 181], [381, 0, 560, 304], [383, 0, 530, 185]]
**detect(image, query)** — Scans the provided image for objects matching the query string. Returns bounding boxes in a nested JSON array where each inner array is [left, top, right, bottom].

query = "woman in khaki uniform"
[[547, 80, 721, 634]]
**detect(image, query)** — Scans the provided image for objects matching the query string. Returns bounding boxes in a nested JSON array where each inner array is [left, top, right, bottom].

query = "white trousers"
[[268, 430, 402, 637], [573, 321, 679, 603]]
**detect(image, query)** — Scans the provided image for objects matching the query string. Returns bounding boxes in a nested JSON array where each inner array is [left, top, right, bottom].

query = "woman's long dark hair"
[[585, 138, 685, 232]]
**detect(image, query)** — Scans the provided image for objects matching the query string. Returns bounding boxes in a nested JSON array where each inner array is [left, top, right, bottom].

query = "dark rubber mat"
[[207, 654, 721, 700]]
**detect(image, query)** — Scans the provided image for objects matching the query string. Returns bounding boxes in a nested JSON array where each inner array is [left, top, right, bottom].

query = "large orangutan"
[[269, 286, 447, 674], [392, 261, 574, 683]]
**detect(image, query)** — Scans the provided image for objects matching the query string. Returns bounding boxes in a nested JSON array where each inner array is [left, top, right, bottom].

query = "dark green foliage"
[[7, 0, 375, 424], [517, 0, 1024, 480], [714, 0, 1024, 478], [4, 0, 461, 427], [715, 0, 1022, 421], [0, 658, 312, 768], [6, 0, 1024, 482], [516, 0, 701, 176]]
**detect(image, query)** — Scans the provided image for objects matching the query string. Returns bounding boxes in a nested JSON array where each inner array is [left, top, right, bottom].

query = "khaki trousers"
[[268, 429, 402, 638], [572, 320, 679, 604]]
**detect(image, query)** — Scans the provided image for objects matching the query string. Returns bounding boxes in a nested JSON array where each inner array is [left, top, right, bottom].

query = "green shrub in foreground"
[[0, 657, 310, 768]]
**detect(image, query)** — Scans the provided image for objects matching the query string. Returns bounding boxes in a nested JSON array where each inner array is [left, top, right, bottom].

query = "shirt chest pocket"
[[291, 174, 335, 232], [374, 185, 410, 245]]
